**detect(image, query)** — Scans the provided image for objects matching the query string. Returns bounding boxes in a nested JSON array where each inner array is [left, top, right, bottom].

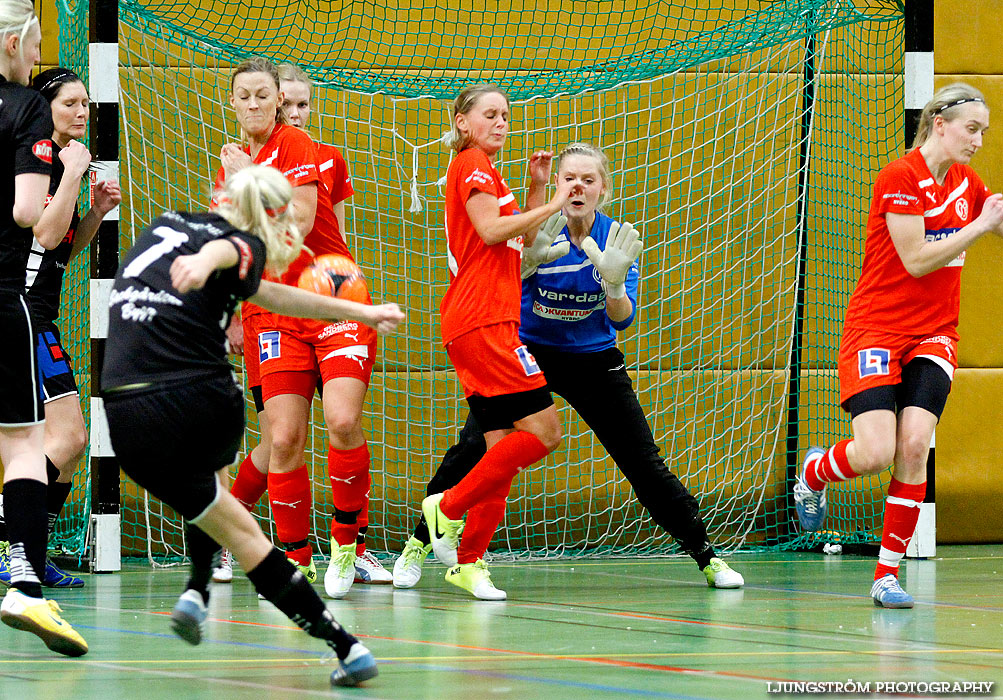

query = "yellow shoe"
[[445, 559, 506, 600], [1, 588, 88, 656], [289, 556, 317, 584]]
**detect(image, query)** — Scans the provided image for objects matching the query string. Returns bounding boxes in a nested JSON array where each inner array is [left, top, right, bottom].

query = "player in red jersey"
[[419, 84, 578, 600], [793, 83, 1003, 608], [210, 58, 379, 599]]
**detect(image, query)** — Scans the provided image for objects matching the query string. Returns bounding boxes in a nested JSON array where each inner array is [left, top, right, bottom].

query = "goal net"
[[52, 0, 903, 562]]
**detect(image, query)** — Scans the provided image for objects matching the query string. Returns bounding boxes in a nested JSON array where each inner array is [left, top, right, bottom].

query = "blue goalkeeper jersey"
[[520, 211, 639, 353]]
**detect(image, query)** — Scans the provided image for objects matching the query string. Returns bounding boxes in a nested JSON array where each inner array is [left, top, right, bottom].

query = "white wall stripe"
[[89, 43, 119, 103], [904, 52, 934, 109]]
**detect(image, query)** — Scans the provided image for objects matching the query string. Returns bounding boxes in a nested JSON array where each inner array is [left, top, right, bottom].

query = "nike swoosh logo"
[[433, 510, 448, 537]]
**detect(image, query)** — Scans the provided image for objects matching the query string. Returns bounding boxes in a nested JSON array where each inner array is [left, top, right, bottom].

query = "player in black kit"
[[0, 68, 120, 590], [0, 1, 90, 657], [102, 164, 401, 687]]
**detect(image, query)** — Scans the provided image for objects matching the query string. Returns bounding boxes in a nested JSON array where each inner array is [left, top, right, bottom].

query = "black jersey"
[[25, 145, 80, 323], [0, 75, 53, 292], [102, 211, 266, 389]]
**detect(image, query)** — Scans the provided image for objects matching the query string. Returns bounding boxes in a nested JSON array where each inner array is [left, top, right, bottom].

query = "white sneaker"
[[325, 542, 357, 599], [211, 549, 233, 583], [353, 550, 392, 584], [444, 559, 506, 601], [702, 558, 745, 589], [393, 537, 433, 589]]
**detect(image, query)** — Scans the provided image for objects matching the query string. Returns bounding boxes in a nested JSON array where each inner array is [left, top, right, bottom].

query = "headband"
[[34, 68, 81, 95], [0, 15, 38, 36], [934, 96, 985, 115]]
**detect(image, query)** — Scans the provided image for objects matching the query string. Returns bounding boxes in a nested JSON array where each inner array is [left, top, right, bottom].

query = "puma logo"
[[271, 499, 302, 508], [344, 332, 358, 341], [608, 363, 625, 372], [888, 533, 911, 547], [330, 475, 355, 484]]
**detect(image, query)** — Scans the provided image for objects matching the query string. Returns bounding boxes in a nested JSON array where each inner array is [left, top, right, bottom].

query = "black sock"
[[0, 492, 7, 542], [355, 525, 368, 548], [4, 479, 48, 598], [46, 461, 73, 540], [247, 547, 357, 659], [688, 544, 715, 570], [412, 516, 431, 546], [185, 523, 219, 603]]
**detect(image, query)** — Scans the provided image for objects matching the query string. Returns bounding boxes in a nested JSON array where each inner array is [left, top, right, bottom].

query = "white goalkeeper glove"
[[521, 212, 569, 279], [580, 220, 642, 299]]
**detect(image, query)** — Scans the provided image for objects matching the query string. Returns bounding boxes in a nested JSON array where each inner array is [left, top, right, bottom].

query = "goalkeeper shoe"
[[702, 558, 744, 589], [393, 537, 433, 589], [211, 548, 233, 583], [0, 587, 88, 656], [794, 447, 828, 531], [445, 559, 506, 601], [0, 542, 10, 587], [324, 542, 356, 599], [354, 551, 392, 584], [170, 589, 208, 645], [330, 642, 378, 687], [871, 574, 914, 609], [42, 559, 84, 588], [421, 493, 463, 567]]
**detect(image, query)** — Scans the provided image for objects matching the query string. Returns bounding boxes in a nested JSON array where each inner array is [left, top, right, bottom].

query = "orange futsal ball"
[[297, 254, 369, 304]]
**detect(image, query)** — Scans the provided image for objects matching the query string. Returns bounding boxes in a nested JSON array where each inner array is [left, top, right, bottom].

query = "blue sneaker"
[[871, 574, 914, 609], [170, 589, 208, 645], [331, 642, 378, 687], [0, 542, 10, 587], [42, 559, 84, 588], [794, 447, 827, 531]]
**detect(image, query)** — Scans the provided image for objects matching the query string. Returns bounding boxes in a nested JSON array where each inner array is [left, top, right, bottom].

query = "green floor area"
[[3, 546, 1002, 699]]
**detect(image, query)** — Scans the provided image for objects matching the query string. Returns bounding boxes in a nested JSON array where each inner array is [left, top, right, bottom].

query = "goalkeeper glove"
[[580, 220, 642, 299], [521, 212, 569, 279]]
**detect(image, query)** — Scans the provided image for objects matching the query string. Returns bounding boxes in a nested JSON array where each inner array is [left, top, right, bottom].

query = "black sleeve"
[[15, 91, 54, 177], [220, 232, 267, 300]]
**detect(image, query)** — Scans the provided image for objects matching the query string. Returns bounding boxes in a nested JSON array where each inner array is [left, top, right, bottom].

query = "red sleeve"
[[872, 162, 924, 216], [454, 149, 500, 204], [276, 128, 320, 188]]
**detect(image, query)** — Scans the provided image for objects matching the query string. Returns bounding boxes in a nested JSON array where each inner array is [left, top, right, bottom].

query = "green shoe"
[[392, 537, 433, 589], [445, 559, 506, 600], [324, 542, 356, 599], [702, 557, 744, 589], [421, 494, 463, 567], [289, 556, 317, 584]]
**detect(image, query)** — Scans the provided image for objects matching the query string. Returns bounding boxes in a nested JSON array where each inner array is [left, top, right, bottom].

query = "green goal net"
[[52, 0, 903, 563]]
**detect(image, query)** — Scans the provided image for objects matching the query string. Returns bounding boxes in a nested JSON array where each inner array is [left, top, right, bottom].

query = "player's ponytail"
[[555, 143, 614, 210], [215, 165, 302, 275], [912, 82, 987, 150], [449, 83, 510, 153], [0, 0, 38, 62]]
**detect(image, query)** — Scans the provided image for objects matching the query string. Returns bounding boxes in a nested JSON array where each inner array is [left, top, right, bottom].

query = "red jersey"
[[317, 143, 353, 205], [212, 123, 353, 316], [843, 148, 990, 337], [440, 148, 523, 345]]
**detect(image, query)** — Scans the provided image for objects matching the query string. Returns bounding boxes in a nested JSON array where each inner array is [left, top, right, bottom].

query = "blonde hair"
[[230, 57, 289, 127], [276, 62, 311, 88], [555, 143, 613, 210], [912, 82, 987, 149], [0, 0, 37, 62], [448, 83, 509, 153], [215, 165, 301, 275]]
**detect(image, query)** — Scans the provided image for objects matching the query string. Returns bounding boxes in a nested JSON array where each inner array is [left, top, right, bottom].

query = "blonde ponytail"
[[215, 165, 302, 275], [0, 0, 37, 61]]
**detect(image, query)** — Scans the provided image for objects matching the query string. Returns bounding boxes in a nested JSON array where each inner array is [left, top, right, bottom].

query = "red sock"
[[440, 431, 549, 519], [457, 479, 510, 564], [328, 443, 370, 547], [268, 465, 312, 557], [874, 478, 926, 580], [231, 454, 268, 510], [804, 439, 855, 491]]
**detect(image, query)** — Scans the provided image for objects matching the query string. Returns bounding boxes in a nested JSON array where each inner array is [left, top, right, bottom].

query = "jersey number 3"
[[122, 226, 190, 279]]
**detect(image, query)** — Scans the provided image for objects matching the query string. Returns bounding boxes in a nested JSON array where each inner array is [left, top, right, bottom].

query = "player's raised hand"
[[220, 143, 253, 176], [976, 193, 1003, 234], [528, 150, 554, 185], [521, 212, 569, 279], [580, 220, 642, 298], [92, 179, 121, 216], [59, 139, 91, 180], [367, 303, 405, 335]]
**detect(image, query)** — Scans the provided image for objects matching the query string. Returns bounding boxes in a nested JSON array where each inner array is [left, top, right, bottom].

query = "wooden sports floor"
[[3, 546, 1002, 699]]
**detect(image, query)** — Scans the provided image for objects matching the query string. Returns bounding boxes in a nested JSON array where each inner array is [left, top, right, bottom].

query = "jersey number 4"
[[858, 348, 890, 378], [122, 226, 190, 279]]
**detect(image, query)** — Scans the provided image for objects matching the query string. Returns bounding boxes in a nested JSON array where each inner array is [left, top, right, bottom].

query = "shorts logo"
[[259, 330, 281, 362], [858, 348, 890, 378], [955, 198, 969, 221], [514, 345, 542, 377]]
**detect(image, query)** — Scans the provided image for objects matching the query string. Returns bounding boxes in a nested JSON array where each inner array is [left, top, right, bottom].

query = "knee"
[[268, 422, 306, 465], [536, 422, 562, 453], [852, 439, 895, 475], [896, 432, 931, 471], [325, 412, 361, 447]]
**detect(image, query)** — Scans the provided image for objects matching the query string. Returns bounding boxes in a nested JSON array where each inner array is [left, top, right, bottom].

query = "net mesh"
[[52, 0, 903, 563]]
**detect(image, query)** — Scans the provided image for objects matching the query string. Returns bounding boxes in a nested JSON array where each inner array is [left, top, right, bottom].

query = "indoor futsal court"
[[4, 0, 1003, 698], [5, 549, 1003, 698]]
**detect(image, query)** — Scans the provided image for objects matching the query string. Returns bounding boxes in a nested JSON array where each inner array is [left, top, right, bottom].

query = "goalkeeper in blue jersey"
[[394, 142, 744, 591]]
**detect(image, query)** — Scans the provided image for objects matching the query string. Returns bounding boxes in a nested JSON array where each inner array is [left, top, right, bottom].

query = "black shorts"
[[0, 292, 44, 426], [34, 320, 78, 402], [104, 373, 245, 521], [466, 385, 554, 433]]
